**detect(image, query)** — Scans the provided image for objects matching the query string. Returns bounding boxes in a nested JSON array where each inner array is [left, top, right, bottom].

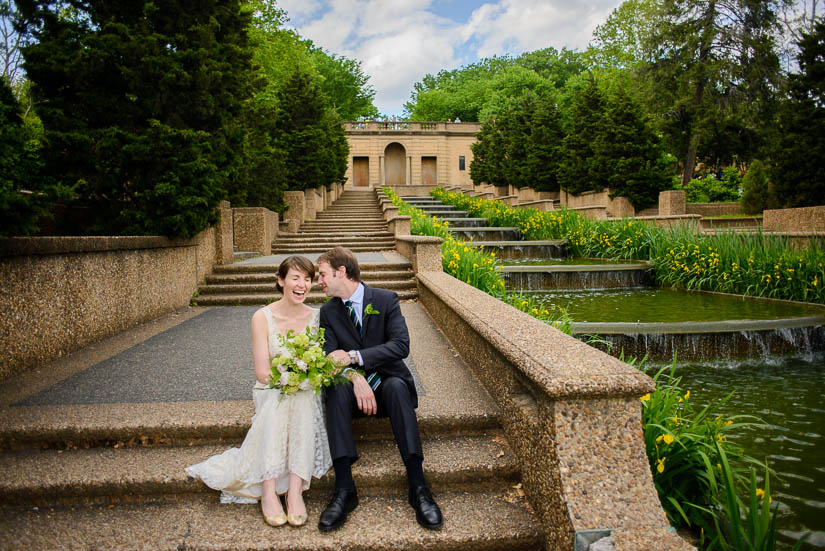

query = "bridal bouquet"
[[267, 326, 352, 396]]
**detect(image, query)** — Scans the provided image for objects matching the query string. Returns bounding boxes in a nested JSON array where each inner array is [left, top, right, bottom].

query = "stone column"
[[659, 190, 686, 216], [406, 156, 411, 186], [379, 156, 385, 187], [283, 191, 305, 233], [215, 201, 234, 265], [304, 188, 316, 220]]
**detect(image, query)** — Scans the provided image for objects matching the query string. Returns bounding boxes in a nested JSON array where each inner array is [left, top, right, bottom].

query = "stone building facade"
[[344, 121, 481, 188]]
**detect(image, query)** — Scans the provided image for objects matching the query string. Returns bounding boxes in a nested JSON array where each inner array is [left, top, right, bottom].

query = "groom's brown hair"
[[318, 246, 360, 282]]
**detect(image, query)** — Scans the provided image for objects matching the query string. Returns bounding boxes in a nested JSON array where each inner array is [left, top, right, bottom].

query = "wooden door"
[[353, 157, 369, 187], [384, 143, 406, 186], [421, 157, 437, 186]]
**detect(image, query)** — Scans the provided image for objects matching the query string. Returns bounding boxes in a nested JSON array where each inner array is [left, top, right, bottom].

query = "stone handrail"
[[415, 271, 693, 551], [346, 121, 481, 134]]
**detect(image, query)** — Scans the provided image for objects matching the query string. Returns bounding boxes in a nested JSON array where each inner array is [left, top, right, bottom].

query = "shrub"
[[740, 160, 776, 215]]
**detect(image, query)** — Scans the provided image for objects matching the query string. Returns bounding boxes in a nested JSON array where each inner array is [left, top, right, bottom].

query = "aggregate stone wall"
[[763, 205, 825, 232], [686, 202, 741, 217], [415, 271, 694, 551], [232, 207, 277, 256], [0, 230, 226, 381]]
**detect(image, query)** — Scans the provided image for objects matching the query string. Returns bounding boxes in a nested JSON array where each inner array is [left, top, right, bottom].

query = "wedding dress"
[[185, 307, 332, 503]]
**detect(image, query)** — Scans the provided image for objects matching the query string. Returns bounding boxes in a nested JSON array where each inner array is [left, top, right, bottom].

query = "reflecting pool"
[[665, 354, 825, 550]]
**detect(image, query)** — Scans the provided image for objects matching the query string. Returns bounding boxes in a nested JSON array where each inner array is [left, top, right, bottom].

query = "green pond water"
[[516, 288, 825, 323], [660, 354, 825, 550]]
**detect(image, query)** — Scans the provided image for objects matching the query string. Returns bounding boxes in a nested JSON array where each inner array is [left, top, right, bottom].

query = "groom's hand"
[[352, 375, 377, 415]]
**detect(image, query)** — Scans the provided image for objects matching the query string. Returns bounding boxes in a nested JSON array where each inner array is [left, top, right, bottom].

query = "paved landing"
[[15, 306, 424, 407]]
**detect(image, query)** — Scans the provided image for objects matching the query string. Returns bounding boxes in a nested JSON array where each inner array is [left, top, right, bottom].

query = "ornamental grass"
[[431, 187, 825, 304]]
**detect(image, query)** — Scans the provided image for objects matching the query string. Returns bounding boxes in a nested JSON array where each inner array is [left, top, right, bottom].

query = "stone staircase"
[[0, 302, 545, 550], [273, 190, 395, 254], [197, 190, 418, 305]]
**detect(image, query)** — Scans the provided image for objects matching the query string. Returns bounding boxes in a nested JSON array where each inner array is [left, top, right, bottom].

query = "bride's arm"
[[251, 310, 271, 385]]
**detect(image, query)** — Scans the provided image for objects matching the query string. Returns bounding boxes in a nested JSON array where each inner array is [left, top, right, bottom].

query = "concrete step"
[[205, 270, 415, 285], [0, 489, 543, 551], [195, 289, 418, 306], [270, 246, 397, 254], [276, 236, 395, 244], [278, 231, 393, 238], [0, 433, 517, 506], [198, 280, 416, 295], [0, 399, 496, 452], [211, 262, 413, 274]]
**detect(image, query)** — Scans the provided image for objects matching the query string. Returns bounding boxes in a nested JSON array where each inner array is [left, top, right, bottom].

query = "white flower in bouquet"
[[264, 325, 358, 397]]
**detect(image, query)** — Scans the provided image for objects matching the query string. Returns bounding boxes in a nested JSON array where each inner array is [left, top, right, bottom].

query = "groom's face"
[[317, 261, 346, 298]]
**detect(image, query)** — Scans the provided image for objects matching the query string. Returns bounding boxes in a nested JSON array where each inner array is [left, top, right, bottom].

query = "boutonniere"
[[364, 303, 380, 316]]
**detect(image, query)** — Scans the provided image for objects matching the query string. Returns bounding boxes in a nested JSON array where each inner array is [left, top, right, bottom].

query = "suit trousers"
[[325, 375, 423, 464]]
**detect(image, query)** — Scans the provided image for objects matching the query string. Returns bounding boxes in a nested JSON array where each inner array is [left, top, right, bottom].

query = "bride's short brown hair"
[[276, 256, 316, 293]]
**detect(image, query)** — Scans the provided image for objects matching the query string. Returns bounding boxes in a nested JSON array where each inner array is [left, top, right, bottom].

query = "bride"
[[186, 256, 333, 527]]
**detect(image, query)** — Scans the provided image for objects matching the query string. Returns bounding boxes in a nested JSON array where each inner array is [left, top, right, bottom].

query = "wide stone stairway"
[[275, 190, 396, 253], [0, 303, 543, 550], [197, 190, 417, 305]]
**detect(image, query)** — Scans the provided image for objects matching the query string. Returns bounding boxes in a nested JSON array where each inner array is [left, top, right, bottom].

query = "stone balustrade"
[[416, 271, 694, 551]]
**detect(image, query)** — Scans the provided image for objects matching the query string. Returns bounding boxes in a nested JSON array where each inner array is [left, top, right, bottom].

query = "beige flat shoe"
[[286, 499, 307, 527], [263, 497, 287, 527]]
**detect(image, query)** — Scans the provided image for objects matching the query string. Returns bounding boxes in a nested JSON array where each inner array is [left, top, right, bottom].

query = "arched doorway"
[[384, 143, 406, 186]]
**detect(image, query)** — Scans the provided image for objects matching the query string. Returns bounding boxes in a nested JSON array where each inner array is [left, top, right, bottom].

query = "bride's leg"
[[286, 473, 307, 515], [261, 478, 285, 518]]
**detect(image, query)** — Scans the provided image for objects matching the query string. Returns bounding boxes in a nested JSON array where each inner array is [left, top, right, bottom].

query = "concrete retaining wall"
[[416, 272, 693, 551], [686, 202, 741, 217], [562, 189, 635, 218], [0, 223, 231, 382], [387, 184, 436, 197], [764, 205, 825, 232], [232, 207, 277, 255]]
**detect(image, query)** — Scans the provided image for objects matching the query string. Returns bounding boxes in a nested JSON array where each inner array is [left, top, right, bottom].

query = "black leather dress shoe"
[[408, 485, 443, 529], [318, 488, 358, 532]]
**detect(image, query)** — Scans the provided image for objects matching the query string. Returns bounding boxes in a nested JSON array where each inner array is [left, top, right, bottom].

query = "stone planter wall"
[[0, 223, 231, 381]]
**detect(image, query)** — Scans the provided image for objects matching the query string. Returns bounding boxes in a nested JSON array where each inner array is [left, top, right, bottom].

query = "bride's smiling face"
[[278, 267, 313, 304]]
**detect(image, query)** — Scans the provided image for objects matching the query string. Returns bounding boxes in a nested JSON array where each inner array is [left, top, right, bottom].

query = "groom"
[[316, 246, 443, 531]]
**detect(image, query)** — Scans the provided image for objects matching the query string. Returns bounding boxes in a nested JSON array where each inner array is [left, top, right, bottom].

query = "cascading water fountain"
[[402, 193, 825, 550]]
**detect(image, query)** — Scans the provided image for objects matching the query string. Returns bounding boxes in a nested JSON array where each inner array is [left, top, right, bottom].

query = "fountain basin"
[[502, 262, 653, 290], [440, 217, 488, 227], [450, 227, 521, 242], [429, 210, 471, 218], [474, 240, 568, 259]]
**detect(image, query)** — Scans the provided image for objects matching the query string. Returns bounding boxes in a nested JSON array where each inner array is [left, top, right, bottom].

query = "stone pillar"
[[406, 156, 411, 186], [317, 186, 326, 213], [233, 207, 273, 255], [659, 190, 686, 216], [607, 196, 636, 218], [304, 188, 316, 220], [215, 201, 234, 264], [388, 215, 410, 237], [395, 235, 443, 273], [283, 191, 305, 233], [380, 156, 385, 187], [315, 186, 324, 213], [383, 205, 399, 221]]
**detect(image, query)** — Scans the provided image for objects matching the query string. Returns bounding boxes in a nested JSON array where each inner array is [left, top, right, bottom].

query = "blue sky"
[[277, 0, 624, 116]]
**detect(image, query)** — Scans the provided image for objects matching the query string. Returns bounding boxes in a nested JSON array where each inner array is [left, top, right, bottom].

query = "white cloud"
[[463, 0, 619, 58], [286, 0, 622, 115]]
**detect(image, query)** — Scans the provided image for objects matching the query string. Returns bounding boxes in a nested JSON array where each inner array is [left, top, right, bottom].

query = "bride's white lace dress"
[[185, 307, 332, 503]]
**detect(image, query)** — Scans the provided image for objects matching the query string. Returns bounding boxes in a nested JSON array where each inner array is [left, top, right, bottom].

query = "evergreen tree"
[[0, 76, 68, 236], [740, 159, 776, 214], [558, 76, 608, 195], [17, 0, 257, 237], [527, 95, 564, 193], [772, 21, 825, 208], [597, 87, 672, 210], [273, 67, 340, 191], [502, 99, 534, 189]]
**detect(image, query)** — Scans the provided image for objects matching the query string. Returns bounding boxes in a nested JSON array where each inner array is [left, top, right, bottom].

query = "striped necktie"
[[345, 300, 362, 334]]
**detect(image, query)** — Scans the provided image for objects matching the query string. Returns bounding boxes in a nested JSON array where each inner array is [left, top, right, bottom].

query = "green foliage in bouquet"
[[267, 326, 353, 396]]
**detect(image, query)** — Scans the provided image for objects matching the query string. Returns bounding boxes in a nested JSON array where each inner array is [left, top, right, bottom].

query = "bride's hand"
[[328, 350, 350, 367]]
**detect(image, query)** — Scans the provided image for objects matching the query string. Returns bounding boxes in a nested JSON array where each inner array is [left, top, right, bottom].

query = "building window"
[[459, 156, 466, 171]]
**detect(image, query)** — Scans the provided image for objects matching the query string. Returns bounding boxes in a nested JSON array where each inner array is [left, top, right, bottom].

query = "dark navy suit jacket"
[[319, 284, 416, 408]]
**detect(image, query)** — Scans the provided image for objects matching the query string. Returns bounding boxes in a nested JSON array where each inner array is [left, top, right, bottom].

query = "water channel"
[[408, 196, 825, 548]]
